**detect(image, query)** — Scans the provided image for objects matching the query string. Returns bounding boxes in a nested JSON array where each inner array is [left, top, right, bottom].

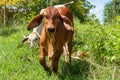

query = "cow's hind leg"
[[67, 34, 73, 63], [64, 44, 69, 62]]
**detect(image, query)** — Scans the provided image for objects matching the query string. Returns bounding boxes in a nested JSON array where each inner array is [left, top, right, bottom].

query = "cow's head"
[[27, 6, 73, 33]]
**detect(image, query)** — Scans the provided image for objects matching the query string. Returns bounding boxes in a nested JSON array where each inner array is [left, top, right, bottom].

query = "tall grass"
[[0, 18, 120, 80]]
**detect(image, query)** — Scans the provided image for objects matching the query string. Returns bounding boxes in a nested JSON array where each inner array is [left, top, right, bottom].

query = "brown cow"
[[27, 6, 74, 74]]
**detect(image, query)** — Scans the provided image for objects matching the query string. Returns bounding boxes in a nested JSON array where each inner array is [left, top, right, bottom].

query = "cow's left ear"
[[60, 15, 74, 31]]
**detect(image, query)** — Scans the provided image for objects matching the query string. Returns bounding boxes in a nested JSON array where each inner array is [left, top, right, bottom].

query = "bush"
[[73, 18, 120, 65]]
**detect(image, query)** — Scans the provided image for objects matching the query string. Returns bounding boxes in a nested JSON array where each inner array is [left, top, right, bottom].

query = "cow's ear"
[[27, 14, 43, 30], [60, 15, 74, 31], [21, 37, 29, 44]]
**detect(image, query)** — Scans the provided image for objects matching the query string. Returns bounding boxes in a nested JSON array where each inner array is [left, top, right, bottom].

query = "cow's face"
[[43, 6, 60, 33], [27, 6, 73, 32]]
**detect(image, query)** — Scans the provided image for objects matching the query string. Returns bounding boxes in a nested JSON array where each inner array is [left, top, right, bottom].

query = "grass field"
[[0, 27, 89, 80], [0, 18, 120, 80]]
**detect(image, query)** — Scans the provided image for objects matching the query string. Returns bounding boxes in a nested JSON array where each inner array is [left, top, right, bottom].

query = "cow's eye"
[[54, 15, 59, 19]]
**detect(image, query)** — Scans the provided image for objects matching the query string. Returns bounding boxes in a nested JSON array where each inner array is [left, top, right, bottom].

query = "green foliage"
[[0, 0, 94, 26], [104, 1, 114, 23], [104, 0, 120, 23], [86, 14, 99, 25], [74, 19, 120, 65], [0, 0, 45, 25]]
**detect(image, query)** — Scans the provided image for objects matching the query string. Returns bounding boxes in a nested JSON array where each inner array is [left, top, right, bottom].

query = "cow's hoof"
[[44, 66, 50, 71]]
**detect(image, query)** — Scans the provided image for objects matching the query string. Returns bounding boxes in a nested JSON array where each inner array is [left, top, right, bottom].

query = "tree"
[[103, 0, 120, 23], [0, 0, 94, 25], [0, 0, 21, 25]]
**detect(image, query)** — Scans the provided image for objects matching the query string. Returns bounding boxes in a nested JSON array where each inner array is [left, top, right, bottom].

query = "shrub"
[[73, 18, 120, 65]]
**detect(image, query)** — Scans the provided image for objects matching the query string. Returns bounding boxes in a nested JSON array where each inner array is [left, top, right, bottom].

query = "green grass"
[[0, 24, 89, 80], [0, 19, 120, 80]]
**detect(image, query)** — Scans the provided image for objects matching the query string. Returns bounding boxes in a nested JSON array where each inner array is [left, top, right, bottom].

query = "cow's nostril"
[[47, 28, 55, 32]]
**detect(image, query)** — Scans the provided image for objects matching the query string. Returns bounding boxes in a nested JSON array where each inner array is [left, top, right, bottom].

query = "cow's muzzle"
[[47, 28, 55, 33]]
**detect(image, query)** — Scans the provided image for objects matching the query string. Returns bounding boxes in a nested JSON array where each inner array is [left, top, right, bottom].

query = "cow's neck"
[[47, 33, 56, 58]]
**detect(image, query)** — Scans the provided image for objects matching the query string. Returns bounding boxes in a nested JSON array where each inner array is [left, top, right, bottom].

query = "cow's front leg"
[[47, 42, 54, 69], [39, 46, 49, 71], [51, 48, 63, 75]]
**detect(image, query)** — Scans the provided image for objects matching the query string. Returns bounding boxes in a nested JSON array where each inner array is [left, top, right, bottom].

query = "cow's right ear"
[[27, 14, 43, 30]]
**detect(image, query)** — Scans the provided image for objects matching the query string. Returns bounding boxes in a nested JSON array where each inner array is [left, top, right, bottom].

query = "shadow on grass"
[[58, 59, 90, 80], [0, 28, 18, 37]]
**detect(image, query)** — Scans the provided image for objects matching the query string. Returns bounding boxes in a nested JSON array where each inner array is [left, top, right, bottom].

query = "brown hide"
[[27, 6, 74, 74]]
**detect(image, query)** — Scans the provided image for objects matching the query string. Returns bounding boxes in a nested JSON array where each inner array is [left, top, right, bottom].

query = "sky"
[[88, 0, 112, 23]]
